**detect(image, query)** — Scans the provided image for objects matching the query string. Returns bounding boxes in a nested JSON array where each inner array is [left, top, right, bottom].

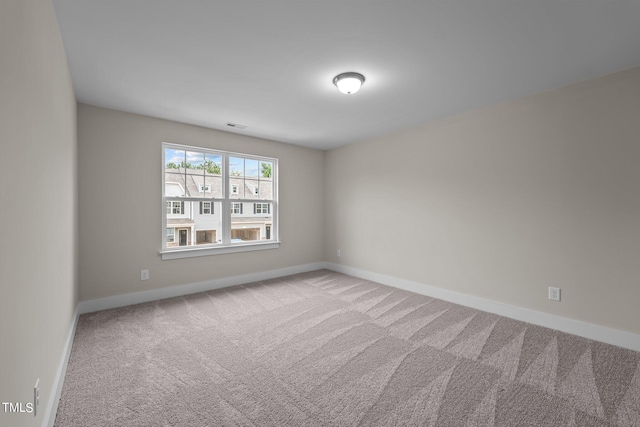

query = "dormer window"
[[254, 187, 259, 195], [198, 183, 211, 193], [231, 184, 239, 195]]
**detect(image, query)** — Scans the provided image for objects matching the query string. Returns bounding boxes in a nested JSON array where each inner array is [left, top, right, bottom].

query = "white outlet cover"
[[548, 287, 561, 301], [141, 269, 149, 280]]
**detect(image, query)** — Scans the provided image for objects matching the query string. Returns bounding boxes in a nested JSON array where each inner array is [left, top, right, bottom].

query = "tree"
[[261, 163, 272, 178], [204, 160, 221, 175], [166, 162, 180, 169]]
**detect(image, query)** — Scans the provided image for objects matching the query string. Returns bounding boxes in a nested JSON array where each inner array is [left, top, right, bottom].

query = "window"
[[166, 201, 183, 215], [254, 203, 270, 214], [231, 202, 243, 214], [162, 143, 278, 259], [200, 201, 213, 215]]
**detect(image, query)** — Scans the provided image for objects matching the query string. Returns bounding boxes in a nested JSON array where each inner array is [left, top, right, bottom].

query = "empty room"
[[2, 0, 640, 426]]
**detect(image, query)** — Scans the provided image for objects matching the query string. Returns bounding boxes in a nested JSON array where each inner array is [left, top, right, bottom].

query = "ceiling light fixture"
[[333, 72, 365, 95]]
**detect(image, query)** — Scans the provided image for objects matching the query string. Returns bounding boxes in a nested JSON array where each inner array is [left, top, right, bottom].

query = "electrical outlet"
[[548, 287, 561, 302], [34, 378, 39, 417], [141, 269, 149, 280], [337, 249, 341, 258]]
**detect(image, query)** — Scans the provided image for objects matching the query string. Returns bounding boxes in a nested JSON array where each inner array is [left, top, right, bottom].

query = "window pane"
[[164, 172, 186, 197], [259, 179, 273, 200], [204, 175, 222, 199], [204, 153, 222, 176], [165, 148, 185, 170], [193, 201, 221, 245], [186, 175, 202, 197], [167, 201, 222, 247], [186, 151, 205, 172], [246, 179, 259, 199], [232, 202, 272, 243], [229, 157, 244, 177], [260, 161, 272, 179], [245, 159, 259, 178]]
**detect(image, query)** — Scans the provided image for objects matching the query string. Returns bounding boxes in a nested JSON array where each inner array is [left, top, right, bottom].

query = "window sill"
[[160, 241, 280, 260]]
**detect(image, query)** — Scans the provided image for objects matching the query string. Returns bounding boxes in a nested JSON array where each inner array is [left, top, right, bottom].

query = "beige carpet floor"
[[55, 270, 640, 426]]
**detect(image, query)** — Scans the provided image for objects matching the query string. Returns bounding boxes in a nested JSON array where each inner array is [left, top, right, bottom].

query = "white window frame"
[[231, 202, 242, 214], [166, 201, 182, 215], [166, 228, 175, 243], [161, 142, 279, 260], [255, 203, 270, 214], [202, 201, 212, 215]]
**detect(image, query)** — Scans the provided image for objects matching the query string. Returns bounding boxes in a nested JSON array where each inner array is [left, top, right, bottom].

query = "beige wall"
[[77, 104, 324, 301], [324, 67, 640, 334], [0, 1, 78, 426]]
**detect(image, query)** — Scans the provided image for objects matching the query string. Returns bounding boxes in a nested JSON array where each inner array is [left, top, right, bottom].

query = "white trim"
[[163, 142, 278, 255], [43, 307, 79, 427], [77, 262, 325, 314], [48, 262, 640, 427], [324, 263, 640, 352], [160, 241, 280, 260]]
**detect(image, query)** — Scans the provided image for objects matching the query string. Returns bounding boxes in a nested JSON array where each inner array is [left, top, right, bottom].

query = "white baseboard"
[[78, 262, 327, 314], [43, 307, 79, 427], [74, 259, 640, 348], [44, 261, 639, 426], [325, 262, 640, 352]]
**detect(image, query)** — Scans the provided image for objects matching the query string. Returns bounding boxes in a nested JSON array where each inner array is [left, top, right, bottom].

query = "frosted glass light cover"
[[333, 72, 365, 95]]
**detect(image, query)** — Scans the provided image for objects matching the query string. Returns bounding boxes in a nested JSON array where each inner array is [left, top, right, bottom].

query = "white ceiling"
[[52, 0, 640, 150]]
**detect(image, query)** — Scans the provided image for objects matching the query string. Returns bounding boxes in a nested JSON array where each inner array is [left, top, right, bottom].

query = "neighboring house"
[[165, 168, 273, 247]]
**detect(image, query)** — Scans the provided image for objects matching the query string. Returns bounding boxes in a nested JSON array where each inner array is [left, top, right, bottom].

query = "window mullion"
[[222, 154, 231, 245]]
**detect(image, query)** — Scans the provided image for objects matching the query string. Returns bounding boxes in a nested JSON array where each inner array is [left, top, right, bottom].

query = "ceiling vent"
[[225, 122, 247, 129]]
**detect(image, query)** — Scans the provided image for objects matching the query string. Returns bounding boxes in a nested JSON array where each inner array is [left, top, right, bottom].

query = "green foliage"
[[168, 159, 259, 177], [195, 160, 222, 175], [167, 160, 220, 174], [204, 160, 221, 175], [261, 163, 272, 178]]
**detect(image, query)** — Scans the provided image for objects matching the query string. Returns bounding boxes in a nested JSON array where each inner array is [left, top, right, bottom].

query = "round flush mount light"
[[333, 72, 365, 95]]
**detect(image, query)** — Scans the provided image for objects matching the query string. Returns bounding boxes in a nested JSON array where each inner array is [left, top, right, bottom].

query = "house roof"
[[165, 168, 273, 200]]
